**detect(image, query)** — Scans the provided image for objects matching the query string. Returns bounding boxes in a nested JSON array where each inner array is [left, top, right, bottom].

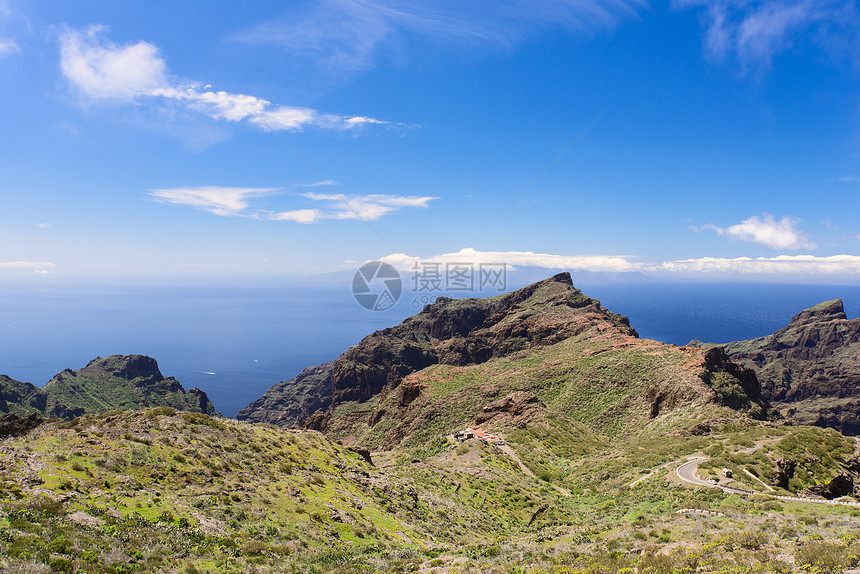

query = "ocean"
[[1, 280, 858, 417]]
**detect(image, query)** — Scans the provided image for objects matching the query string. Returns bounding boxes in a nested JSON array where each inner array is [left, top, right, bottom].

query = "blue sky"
[[1, 0, 860, 283]]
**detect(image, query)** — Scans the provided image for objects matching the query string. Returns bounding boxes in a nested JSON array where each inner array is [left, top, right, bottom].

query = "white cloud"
[[839, 175, 860, 183], [60, 25, 168, 99], [377, 248, 860, 278], [697, 213, 816, 250], [0, 261, 56, 273], [148, 187, 437, 223], [0, 37, 17, 57], [35, 222, 50, 229], [294, 180, 337, 188], [301, 192, 438, 221], [233, 0, 645, 79], [148, 186, 278, 217], [270, 209, 323, 224], [380, 247, 640, 273], [675, 0, 855, 73], [654, 254, 860, 274], [59, 26, 391, 134]]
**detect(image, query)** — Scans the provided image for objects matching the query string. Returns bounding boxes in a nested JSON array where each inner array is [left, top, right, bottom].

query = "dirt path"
[[740, 466, 774, 492], [496, 443, 571, 497]]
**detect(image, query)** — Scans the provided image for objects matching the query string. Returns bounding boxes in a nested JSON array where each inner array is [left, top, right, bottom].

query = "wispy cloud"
[[148, 187, 279, 217], [297, 192, 438, 222], [0, 261, 56, 274], [693, 213, 816, 250], [0, 0, 17, 58], [232, 0, 645, 80], [838, 175, 860, 183], [0, 37, 17, 57], [59, 25, 393, 134], [35, 222, 50, 229], [148, 186, 437, 223], [675, 0, 857, 73]]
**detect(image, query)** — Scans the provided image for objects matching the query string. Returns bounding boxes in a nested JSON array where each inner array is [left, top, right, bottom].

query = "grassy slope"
[[43, 371, 213, 415], [0, 375, 47, 416], [325, 327, 744, 458], [0, 374, 82, 419], [2, 410, 860, 573]]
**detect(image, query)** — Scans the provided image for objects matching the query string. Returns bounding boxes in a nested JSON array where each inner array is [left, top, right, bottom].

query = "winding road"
[[675, 457, 860, 507]]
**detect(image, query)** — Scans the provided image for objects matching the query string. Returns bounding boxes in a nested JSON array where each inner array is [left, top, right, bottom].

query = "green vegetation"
[[1, 409, 859, 573], [43, 355, 216, 415], [3, 281, 859, 572]]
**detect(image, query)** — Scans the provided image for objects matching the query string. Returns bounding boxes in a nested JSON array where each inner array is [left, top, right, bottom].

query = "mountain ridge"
[[0, 354, 216, 419], [240, 273, 769, 451], [690, 298, 860, 434]]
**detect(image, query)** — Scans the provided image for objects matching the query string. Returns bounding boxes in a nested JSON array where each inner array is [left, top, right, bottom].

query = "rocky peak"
[[81, 355, 164, 381], [328, 273, 636, 405], [789, 299, 847, 327], [717, 297, 860, 434], [239, 274, 639, 428], [44, 355, 217, 416]]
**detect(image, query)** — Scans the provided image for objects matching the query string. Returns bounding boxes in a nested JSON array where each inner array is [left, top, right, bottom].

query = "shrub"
[[183, 412, 224, 429], [146, 406, 176, 418], [31, 496, 64, 516], [240, 540, 268, 555], [796, 541, 849, 573], [638, 552, 681, 574], [735, 530, 766, 550], [49, 557, 74, 572]]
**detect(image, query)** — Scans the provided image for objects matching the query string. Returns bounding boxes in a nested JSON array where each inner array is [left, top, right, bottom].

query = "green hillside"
[[2, 410, 860, 573], [0, 374, 82, 419], [43, 355, 217, 415]]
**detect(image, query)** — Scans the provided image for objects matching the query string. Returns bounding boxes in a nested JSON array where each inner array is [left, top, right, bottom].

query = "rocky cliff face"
[[237, 361, 333, 426], [0, 374, 83, 419], [240, 273, 767, 446], [327, 272, 637, 405], [238, 273, 637, 426], [43, 354, 217, 416], [709, 299, 860, 434]]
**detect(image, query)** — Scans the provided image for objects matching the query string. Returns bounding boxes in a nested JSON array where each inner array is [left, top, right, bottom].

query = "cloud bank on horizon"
[[379, 248, 860, 278]]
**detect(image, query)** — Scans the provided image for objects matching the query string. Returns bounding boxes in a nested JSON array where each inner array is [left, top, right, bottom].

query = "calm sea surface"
[[1, 281, 858, 417]]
